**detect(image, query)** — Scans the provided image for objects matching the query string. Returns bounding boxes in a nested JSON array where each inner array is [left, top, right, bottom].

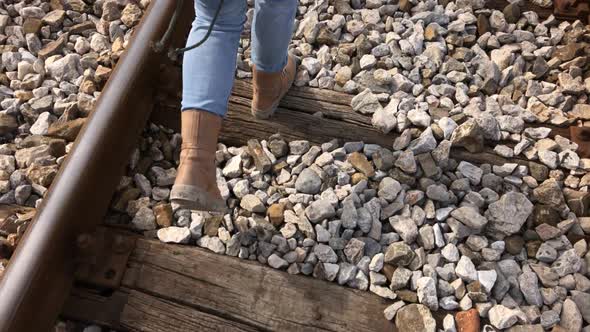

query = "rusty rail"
[[0, 1, 185, 330]]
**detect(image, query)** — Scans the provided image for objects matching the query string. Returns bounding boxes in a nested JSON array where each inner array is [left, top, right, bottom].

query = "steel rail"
[[0, 1, 182, 330]]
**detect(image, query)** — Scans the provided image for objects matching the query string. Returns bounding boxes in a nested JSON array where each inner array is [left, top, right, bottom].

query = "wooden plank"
[[121, 290, 259, 332], [61, 287, 128, 329], [232, 78, 353, 107], [485, 0, 554, 18], [62, 286, 258, 332], [157, 76, 571, 138], [122, 238, 393, 332], [154, 98, 542, 167], [152, 78, 570, 169]]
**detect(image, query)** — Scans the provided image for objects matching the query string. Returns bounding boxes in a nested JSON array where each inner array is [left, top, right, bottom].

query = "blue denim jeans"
[[181, 0, 297, 117]]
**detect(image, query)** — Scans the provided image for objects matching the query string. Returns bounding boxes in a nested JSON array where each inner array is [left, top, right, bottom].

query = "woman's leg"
[[251, 0, 297, 72], [172, 0, 246, 212], [181, 0, 247, 117], [250, 0, 298, 119]]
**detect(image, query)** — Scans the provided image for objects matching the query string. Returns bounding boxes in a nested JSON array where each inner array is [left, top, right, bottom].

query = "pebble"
[[485, 192, 534, 238], [305, 199, 336, 223], [295, 168, 322, 194], [488, 305, 522, 329], [395, 304, 436, 332], [268, 254, 289, 269], [456, 256, 477, 283], [132, 206, 156, 231], [157, 227, 191, 244], [383, 301, 405, 321], [416, 277, 438, 311]]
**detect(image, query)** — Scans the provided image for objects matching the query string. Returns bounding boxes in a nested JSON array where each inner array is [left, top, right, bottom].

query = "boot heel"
[[171, 185, 228, 212]]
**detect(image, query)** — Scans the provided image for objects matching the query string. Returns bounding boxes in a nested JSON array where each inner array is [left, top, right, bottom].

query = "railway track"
[[0, 0, 589, 331]]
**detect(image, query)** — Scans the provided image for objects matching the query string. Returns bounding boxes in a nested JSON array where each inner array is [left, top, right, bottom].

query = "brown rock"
[[38, 33, 68, 59], [535, 223, 561, 241], [42, 9, 66, 27], [466, 281, 487, 302], [50, 0, 64, 10], [0, 74, 8, 86], [571, 104, 590, 120], [0, 45, 18, 53], [0, 114, 18, 136], [79, 78, 96, 95], [533, 179, 566, 211], [351, 172, 368, 185], [383, 264, 395, 281], [267, 203, 285, 227], [334, 0, 353, 14], [102, 1, 122, 21], [532, 204, 561, 226], [317, 26, 339, 46], [348, 152, 375, 177], [66, 0, 89, 11], [68, 21, 95, 34], [112, 187, 141, 212], [456, 309, 480, 332], [505, 235, 524, 255], [399, 0, 412, 12], [553, 43, 585, 62], [17, 136, 66, 156], [416, 153, 439, 178], [112, 35, 125, 53], [529, 162, 549, 182], [121, 3, 143, 27], [6, 234, 19, 251], [477, 14, 489, 36], [395, 304, 436, 332], [247, 139, 271, 173], [430, 123, 444, 139], [396, 290, 418, 303], [153, 203, 173, 228], [77, 94, 96, 116], [503, 3, 520, 24], [527, 240, 542, 258], [14, 90, 34, 102], [23, 18, 42, 34], [424, 24, 439, 41], [204, 215, 223, 237], [46, 118, 86, 142], [564, 188, 590, 216], [450, 119, 484, 153], [26, 164, 59, 187], [95, 65, 112, 83]]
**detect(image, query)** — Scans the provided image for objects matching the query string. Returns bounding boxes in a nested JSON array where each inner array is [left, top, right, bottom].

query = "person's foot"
[[251, 54, 296, 119], [170, 110, 227, 212]]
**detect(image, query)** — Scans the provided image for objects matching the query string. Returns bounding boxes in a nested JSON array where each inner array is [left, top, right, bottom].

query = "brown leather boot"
[[170, 110, 227, 212], [251, 54, 296, 119]]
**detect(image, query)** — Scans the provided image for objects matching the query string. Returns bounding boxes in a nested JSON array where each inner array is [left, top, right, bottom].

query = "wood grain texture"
[[154, 97, 542, 167], [121, 290, 259, 332], [122, 238, 393, 332], [152, 77, 570, 169], [61, 287, 127, 329]]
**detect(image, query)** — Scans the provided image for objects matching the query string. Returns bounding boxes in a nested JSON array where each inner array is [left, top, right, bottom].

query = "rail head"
[[0, 1, 192, 331]]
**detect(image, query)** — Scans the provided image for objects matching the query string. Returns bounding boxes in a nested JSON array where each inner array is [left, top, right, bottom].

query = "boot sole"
[[170, 184, 228, 212], [252, 100, 280, 120]]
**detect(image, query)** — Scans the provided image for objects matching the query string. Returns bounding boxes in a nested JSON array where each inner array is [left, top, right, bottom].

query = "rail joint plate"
[[74, 228, 136, 289]]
